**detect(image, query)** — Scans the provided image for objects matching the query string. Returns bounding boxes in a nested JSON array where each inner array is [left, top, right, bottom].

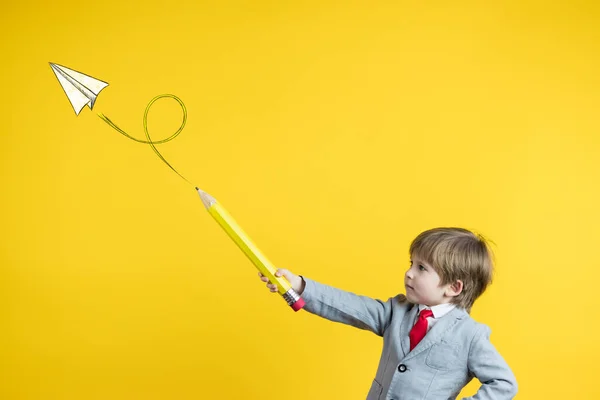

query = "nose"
[[405, 267, 413, 280]]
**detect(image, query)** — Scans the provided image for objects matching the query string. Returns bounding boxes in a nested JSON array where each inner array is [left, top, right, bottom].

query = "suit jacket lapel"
[[402, 307, 468, 361], [399, 303, 418, 357]]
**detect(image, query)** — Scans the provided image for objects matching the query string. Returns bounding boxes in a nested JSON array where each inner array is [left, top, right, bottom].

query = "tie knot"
[[419, 309, 433, 319]]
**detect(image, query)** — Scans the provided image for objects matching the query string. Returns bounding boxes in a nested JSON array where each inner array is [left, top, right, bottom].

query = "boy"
[[259, 227, 517, 399]]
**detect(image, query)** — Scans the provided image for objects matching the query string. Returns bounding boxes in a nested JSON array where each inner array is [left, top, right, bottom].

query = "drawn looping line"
[[97, 94, 192, 185]]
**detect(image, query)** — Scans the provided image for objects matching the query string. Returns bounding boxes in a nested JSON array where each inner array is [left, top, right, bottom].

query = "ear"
[[445, 280, 463, 297]]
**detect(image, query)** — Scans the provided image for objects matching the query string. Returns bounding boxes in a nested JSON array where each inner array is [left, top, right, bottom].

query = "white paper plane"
[[49, 62, 109, 115]]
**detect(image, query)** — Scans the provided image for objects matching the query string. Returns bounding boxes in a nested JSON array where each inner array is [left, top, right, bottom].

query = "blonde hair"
[[409, 227, 495, 311]]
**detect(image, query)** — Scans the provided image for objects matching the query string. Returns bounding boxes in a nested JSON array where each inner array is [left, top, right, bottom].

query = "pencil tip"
[[196, 189, 216, 208], [195, 187, 199, 191]]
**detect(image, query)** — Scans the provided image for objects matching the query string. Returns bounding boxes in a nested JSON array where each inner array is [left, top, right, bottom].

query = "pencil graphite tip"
[[196, 188, 216, 209]]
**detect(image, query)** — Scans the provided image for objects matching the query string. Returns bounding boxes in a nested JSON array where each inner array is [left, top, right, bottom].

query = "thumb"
[[275, 268, 304, 295], [275, 268, 293, 279]]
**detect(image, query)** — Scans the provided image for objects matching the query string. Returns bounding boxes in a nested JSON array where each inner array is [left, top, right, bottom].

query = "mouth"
[[405, 284, 414, 291]]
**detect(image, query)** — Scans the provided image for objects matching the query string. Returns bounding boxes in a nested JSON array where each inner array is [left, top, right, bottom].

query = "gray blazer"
[[300, 277, 518, 400]]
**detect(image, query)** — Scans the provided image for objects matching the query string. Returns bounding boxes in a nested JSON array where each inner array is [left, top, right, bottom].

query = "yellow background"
[[2, 1, 599, 398]]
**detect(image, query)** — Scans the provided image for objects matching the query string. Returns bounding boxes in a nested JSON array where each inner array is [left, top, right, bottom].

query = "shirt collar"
[[418, 302, 456, 319]]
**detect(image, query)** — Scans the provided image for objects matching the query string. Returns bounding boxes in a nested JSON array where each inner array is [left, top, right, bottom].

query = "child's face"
[[404, 255, 453, 306]]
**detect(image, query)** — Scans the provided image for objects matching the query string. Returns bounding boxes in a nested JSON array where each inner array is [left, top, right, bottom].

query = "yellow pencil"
[[196, 187, 305, 311]]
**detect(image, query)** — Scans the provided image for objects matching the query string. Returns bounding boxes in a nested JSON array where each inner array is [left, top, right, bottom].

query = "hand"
[[258, 268, 305, 295]]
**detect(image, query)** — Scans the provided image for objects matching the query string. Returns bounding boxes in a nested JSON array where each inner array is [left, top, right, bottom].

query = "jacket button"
[[397, 364, 407, 373]]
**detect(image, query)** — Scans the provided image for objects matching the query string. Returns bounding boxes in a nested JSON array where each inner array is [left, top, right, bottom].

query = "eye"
[[419, 265, 427, 271]]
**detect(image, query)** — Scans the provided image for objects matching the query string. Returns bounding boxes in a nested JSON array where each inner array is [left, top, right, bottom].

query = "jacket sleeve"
[[463, 325, 518, 400], [299, 276, 404, 337]]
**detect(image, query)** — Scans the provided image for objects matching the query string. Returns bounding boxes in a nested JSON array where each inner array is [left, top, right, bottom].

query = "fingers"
[[267, 283, 278, 292], [258, 271, 279, 292], [258, 269, 287, 277]]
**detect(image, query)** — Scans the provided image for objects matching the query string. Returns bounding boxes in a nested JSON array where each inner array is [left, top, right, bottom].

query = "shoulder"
[[391, 293, 414, 310], [449, 310, 492, 346], [386, 293, 414, 319], [462, 314, 492, 337]]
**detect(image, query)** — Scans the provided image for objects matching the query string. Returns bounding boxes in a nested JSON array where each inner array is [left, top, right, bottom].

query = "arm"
[[300, 276, 403, 337], [462, 326, 518, 400]]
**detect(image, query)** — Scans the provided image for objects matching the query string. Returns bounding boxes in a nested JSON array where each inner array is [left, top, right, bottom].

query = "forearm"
[[462, 378, 518, 400], [300, 276, 398, 336], [464, 326, 518, 399]]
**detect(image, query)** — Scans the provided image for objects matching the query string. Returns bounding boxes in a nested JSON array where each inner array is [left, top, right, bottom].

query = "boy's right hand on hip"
[[258, 268, 305, 295]]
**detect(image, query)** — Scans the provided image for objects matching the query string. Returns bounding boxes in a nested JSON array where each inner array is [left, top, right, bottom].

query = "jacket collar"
[[400, 304, 468, 360]]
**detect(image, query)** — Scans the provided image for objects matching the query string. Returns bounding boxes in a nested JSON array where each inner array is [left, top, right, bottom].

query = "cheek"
[[423, 276, 438, 290]]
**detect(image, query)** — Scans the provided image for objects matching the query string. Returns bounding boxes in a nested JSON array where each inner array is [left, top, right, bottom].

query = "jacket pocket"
[[425, 342, 460, 370], [366, 379, 383, 400]]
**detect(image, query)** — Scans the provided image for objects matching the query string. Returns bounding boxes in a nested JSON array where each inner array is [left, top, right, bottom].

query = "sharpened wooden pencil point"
[[196, 188, 217, 209], [195, 188, 305, 312]]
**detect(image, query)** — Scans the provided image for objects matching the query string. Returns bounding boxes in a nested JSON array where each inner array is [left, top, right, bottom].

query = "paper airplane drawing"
[[49, 62, 109, 115]]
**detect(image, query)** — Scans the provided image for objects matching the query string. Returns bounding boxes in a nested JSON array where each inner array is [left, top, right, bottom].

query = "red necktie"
[[409, 309, 434, 351]]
